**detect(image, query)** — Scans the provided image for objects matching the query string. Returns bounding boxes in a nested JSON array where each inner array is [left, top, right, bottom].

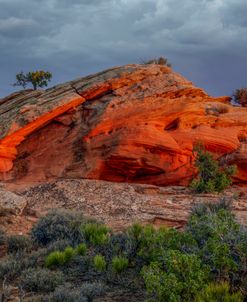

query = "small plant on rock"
[[191, 144, 236, 193], [233, 88, 247, 107], [141, 56, 172, 67]]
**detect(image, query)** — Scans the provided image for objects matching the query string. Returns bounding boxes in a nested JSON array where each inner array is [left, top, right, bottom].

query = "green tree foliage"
[[233, 88, 247, 107], [191, 144, 236, 193], [186, 200, 247, 294], [13, 70, 52, 90], [195, 282, 243, 302], [142, 251, 209, 302]]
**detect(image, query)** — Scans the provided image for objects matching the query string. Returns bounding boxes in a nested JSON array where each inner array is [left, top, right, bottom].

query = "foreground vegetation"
[[0, 199, 246, 301]]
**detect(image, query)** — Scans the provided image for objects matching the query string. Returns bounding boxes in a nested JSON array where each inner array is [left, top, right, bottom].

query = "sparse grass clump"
[[112, 256, 129, 273], [82, 222, 109, 246], [76, 243, 87, 256], [195, 282, 243, 302], [94, 254, 106, 272]]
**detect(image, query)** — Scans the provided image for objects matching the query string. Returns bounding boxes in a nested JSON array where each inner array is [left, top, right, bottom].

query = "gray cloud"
[[0, 0, 247, 98]]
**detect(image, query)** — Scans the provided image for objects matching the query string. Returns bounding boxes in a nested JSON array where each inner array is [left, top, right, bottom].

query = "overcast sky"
[[0, 0, 246, 98]]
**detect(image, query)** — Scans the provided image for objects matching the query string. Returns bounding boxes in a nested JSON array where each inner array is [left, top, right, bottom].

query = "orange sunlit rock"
[[0, 64, 246, 185]]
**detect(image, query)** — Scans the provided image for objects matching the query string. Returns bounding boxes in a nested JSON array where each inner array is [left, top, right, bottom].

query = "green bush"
[[31, 209, 85, 246], [136, 225, 197, 262], [45, 251, 66, 267], [94, 254, 106, 272], [195, 282, 243, 302], [45, 246, 75, 268], [112, 256, 129, 273], [191, 144, 236, 193], [233, 88, 247, 107], [82, 223, 109, 246], [63, 246, 75, 262], [7, 235, 32, 254], [20, 268, 64, 292], [76, 243, 87, 256], [186, 201, 247, 294], [142, 250, 209, 302]]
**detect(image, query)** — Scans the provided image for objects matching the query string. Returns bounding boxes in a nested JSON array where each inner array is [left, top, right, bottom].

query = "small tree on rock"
[[191, 144, 236, 193], [233, 88, 247, 107], [13, 70, 52, 90]]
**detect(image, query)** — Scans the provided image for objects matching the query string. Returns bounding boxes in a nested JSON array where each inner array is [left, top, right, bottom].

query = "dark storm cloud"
[[0, 0, 246, 98]]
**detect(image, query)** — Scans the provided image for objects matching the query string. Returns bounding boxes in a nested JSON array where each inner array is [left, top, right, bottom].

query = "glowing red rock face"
[[0, 64, 247, 185]]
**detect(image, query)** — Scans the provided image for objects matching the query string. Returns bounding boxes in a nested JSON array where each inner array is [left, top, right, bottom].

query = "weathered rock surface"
[[1, 179, 247, 234], [0, 64, 247, 186], [0, 184, 27, 215]]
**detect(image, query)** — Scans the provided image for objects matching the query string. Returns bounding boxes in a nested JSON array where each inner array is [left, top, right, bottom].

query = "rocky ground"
[[1, 179, 247, 235]]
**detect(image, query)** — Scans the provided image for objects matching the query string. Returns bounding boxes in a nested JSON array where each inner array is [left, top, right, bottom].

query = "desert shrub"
[[195, 282, 243, 302], [82, 223, 109, 246], [20, 268, 64, 292], [59, 254, 91, 278], [0, 257, 23, 281], [80, 282, 105, 302], [49, 284, 87, 302], [0, 229, 6, 245], [127, 224, 197, 262], [142, 56, 172, 67], [13, 70, 52, 90], [233, 88, 247, 107], [142, 250, 209, 302], [46, 239, 72, 253], [94, 254, 106, 272], [191, 144, 236, 193], [31, 209, 86, 246], [112, 256, 129, 273], [7, 235, 32, 254], [105, 233, 137, 260], [186, 201, 247, 294], [76, 243, 87, 256]]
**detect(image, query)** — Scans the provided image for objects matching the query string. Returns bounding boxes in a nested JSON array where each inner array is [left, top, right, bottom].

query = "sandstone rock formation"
[[0, 64, 247, 186]]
